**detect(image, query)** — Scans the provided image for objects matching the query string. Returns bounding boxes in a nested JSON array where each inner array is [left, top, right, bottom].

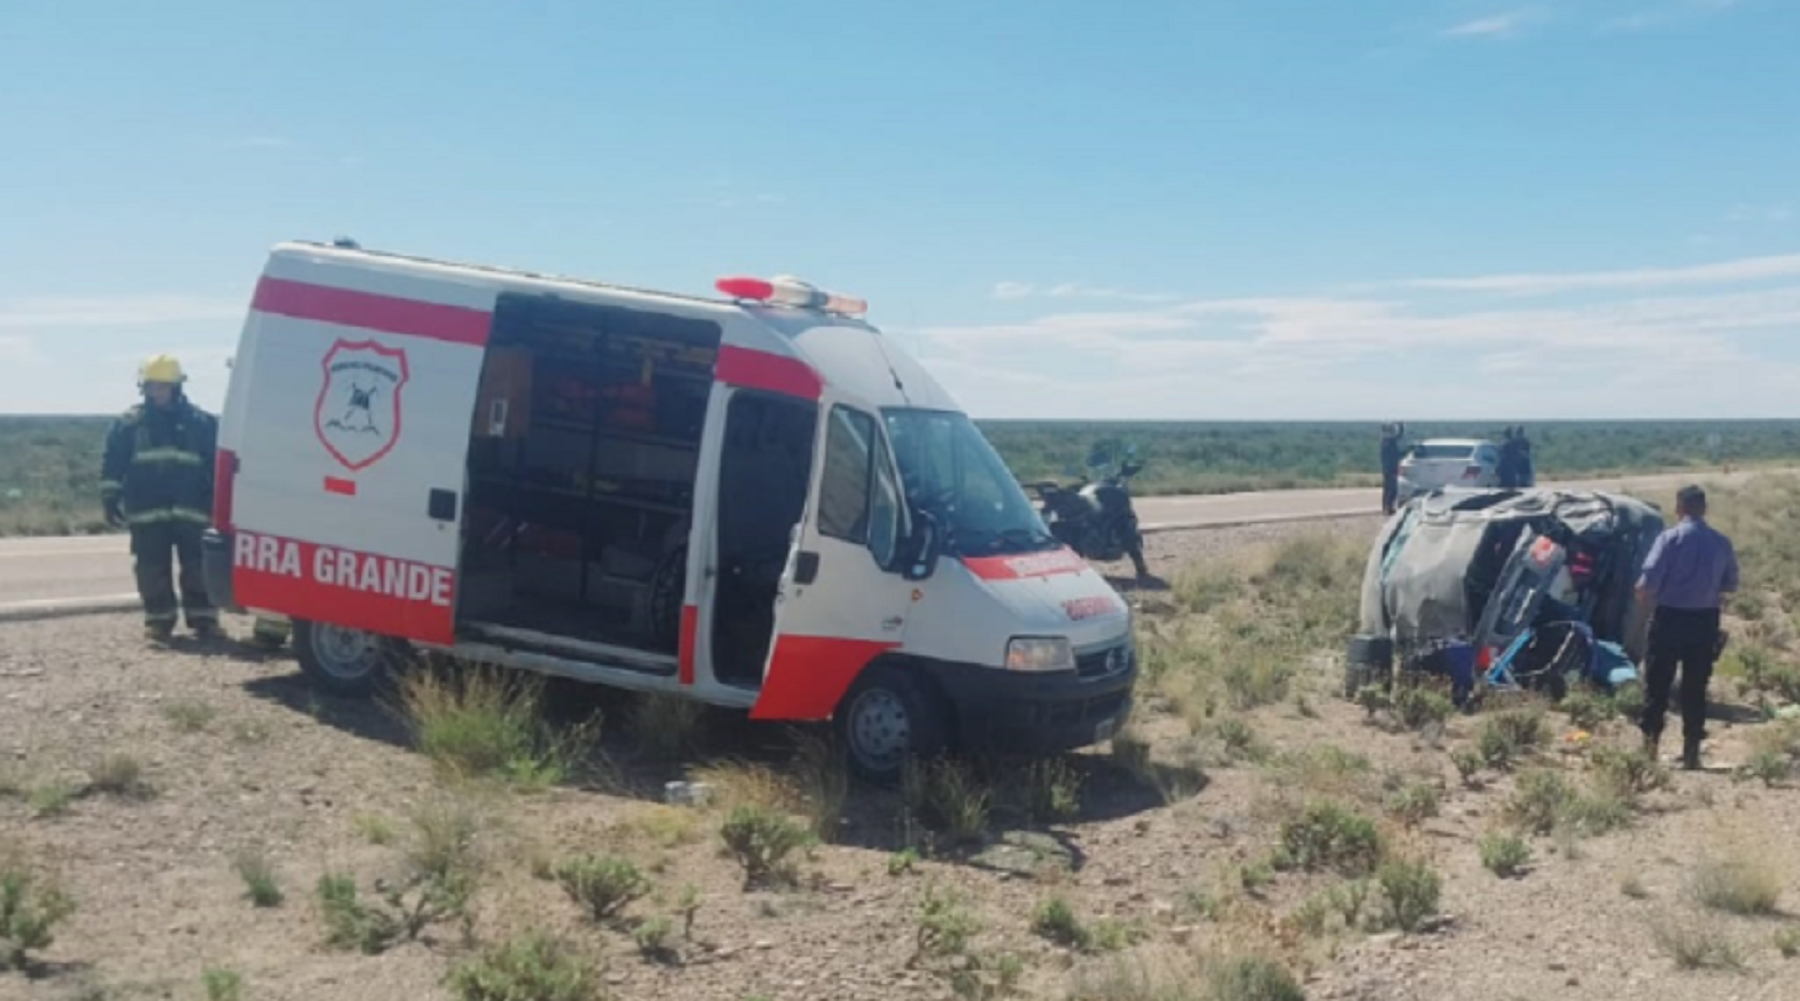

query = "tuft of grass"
[[232, 849, 284, 908], [1032, 895, 1092, 950], [1621, 873, 1650, 899], [315, 801, 483, 955], [1691, 858, 1783, 917], [1205, 955, 1307, 1001], [628, 691, 706, 761], [1745, 748, 1792, 787], [903, 758, 992, 845], [29, 782, 75, 819], [316, 873, 394, 955], [1610, 682, 1646, 723], [1211, 717, 1265, 763], [398, 665, 596, 789], [1479, 831, 1532, 878], [888, 847, 922, 877], [1560, 785, 1635, 838], [793, 731, 850, 843], [447, 931, 597, 1001], [619, 805, 704, 849], [632, 915, 677, 962], [1653, 919, 1745, 972], [1377, 857, 1442, 934], [162, 699, 218, 734], [553, 855, 649, 925], [1450, 748, 1483, 788], [87, 753, 153, 799], [1591, 746, 1672, 799], [1477, 709, 1548, 770], [1393, 686, 1455, 731], [1385, 781, 1441, 828], [1022, 756, 1084, 824], [202, 968, 243, 1001], [913, 885, 981, 966], [1278, 801, 1385, 876], [1505, 770, 1578, 835], [720, 805, 814, 890], [1220, 658, 1293, 712], [355, 814, 397, 846], [1775, 926, 1800, 959], [0, 849, 75, 972], [1557, 691, 1612, 732]]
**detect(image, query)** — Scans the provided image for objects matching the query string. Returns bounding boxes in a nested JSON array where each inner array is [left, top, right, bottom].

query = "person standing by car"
[[1635, 485, 1739, 770], [102, 354, 223, 645], [1380, 422, 1405, 515], [1495, 428, 1519, 488], [1514, 426, 1534, 486]]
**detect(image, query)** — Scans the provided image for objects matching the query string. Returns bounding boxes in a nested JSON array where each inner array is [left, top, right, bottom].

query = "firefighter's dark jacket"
[[101, 397, 218, 526]]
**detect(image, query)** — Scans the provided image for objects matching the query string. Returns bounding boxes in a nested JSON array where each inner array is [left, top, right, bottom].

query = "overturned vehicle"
[[1347, 487, 1665, 704]]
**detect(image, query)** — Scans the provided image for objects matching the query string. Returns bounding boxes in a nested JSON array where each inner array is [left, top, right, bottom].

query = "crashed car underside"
[[1348, 487, 1665, 701]]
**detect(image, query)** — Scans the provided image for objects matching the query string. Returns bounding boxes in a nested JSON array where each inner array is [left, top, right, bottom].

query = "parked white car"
[[1397, 438, 1501, 502]]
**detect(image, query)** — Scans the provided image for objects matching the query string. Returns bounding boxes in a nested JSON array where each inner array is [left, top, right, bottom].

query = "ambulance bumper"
[[202, 529, 240, 613], [924, 654, 1138, 755]]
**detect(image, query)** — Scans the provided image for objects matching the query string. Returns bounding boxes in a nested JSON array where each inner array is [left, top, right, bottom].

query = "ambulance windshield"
[[883, 409, 1058, 557]]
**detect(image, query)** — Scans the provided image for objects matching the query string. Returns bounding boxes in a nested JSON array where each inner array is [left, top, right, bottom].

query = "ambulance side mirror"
[[901, 510, 943, 582]]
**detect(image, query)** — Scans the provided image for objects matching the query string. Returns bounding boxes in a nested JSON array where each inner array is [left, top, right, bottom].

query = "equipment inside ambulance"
[[203, 243, 1138, 781]]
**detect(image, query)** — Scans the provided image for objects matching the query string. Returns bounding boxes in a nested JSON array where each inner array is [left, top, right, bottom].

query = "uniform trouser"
[[1640, 606, 1721, 743], [131, 521, 215, 629], [1381, 472, 1398, 512]]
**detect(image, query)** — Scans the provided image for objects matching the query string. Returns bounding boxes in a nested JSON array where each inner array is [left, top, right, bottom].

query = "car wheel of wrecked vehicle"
[[294, 620, 407, 697], [1343, 634, 1394, 698], [836, 663, 951, 785]]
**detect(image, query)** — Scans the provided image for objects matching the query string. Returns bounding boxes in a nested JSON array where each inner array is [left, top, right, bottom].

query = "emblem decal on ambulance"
[[315, 338, 410, 472]]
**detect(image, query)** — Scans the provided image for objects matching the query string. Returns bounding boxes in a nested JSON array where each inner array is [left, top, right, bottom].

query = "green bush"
[[1505, 770, 1577, 835], [448, 932, 597, 1001], [1031, 895, 1091, 950], [1478, 709, 1548, 770], [1394, 687, 1455, 730], [1204, 955, 1307, 1001], [1378, 858, 1442, 933], [720, 806, 814, 889], [233, 849, 285, 908], [1279, 801, 1385, 876], [553, 855, 648, 924], [0, 856, 75, 971], [1385, 782, 1441, 828], [1558, 692, 1612, 731], [202, 968, 244, 1001], [1479, 831, 1532, 878]]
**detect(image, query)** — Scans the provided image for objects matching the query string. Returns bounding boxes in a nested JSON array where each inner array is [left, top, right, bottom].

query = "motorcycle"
[[1025, 446, 1150, 579]]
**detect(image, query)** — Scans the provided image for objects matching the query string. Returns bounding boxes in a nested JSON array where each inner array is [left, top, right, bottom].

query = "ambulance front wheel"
[[294, 620, 406, 697], [835, 663, 951, 786]]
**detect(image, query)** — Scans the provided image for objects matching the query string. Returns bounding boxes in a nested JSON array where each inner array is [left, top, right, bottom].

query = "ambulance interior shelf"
[[459, 293, 721, 655]]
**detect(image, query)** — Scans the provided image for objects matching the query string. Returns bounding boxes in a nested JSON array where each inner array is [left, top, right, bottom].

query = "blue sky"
[[2, 0, 1796, 419]]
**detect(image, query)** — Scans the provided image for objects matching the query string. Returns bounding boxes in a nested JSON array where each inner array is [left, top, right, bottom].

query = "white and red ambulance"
[[203, 240, 1138, 780]]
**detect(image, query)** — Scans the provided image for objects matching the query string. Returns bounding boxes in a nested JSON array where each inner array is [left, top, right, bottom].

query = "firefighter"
[[101, 354, 224, 644]]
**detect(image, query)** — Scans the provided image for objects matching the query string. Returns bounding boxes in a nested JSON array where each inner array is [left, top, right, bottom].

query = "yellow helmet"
[[138, 353, 186, 386]]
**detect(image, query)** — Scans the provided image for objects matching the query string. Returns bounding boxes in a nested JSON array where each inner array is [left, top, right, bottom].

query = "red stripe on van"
[[231, 529, 455, 646], [715, 345, 823, 401], [749, 635, 899, 721], [252, 276, 492, 346], [678, 605, 699, 685], [324, 476, 357, 496], [961, 547, 1088, 581]]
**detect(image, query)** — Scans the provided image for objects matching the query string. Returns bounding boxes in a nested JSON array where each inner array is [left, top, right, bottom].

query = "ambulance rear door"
[[225, 247, 495, 646]]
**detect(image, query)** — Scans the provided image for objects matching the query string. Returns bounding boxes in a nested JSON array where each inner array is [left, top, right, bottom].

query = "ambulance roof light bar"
[[716, 274, 868, 316]]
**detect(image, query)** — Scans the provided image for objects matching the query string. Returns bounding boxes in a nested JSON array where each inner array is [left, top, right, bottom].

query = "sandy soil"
[[4, 518, 1798, 1001]]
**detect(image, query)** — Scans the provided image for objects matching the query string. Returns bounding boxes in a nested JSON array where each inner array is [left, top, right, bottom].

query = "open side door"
[[749, 399, 911, 721], [227, 257, 493, 646]]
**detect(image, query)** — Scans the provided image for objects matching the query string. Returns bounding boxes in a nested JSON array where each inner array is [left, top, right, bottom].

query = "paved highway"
[[0, 468, 1769, 609]]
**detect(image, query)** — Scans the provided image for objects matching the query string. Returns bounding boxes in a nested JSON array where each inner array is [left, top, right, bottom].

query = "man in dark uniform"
[[1380, 422, 1405, 515], [1636, 485, 1739, 769], [101, 354, 224, 644]]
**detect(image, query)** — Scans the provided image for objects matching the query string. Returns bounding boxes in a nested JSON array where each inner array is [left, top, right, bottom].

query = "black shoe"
[[1682, 740, 1702, 771], [191, 620, 227, 642], [144, 623, 174, 646]]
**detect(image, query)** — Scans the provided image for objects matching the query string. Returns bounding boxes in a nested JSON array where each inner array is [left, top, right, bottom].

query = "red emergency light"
[[716, 274, 868, 316]]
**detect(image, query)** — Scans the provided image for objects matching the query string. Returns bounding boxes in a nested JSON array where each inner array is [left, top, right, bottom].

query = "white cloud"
[[225, 136, 294, 150], [991, 281, 1176, 303], [1727, 203, 1793, 225], [1444, 11, 1532, 37], [0, 295, 245, 330], [1605, 0, 1739, 31], [1390, 253, 1800, 295], [917, 252, 1800, 420], [992, 282, 1035, 299], [0, 335, 42, 365]]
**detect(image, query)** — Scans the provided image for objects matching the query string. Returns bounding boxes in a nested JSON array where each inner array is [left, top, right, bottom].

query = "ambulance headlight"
[[1005, 637, 1076, 673]]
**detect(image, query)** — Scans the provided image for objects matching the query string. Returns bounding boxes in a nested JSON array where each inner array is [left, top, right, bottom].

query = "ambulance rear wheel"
[[836, 663, 950, 786], [294, 620, 402, 697]]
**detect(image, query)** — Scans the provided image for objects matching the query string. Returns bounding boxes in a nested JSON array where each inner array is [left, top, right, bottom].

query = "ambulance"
[[202, 240, 1138, 781]]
